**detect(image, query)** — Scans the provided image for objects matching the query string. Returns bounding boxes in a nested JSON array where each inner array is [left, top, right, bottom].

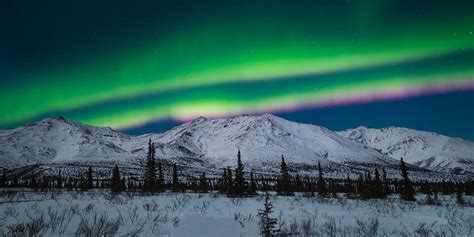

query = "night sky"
[[1, 0, 473, 140]]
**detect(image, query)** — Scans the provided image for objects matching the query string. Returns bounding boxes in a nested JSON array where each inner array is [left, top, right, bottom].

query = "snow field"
[[0, 190, 473, 236]]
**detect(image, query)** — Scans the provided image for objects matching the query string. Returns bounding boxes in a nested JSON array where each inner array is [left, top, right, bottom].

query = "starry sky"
[[1, 0, 473, 140]]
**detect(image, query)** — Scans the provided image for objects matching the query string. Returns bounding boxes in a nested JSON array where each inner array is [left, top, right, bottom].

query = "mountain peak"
[[55, 115, 67, 121], [338, 126, 474, 174], [186, 116, 208, 125], [39, 116, 71, 124], [1, 114, 472, 176]]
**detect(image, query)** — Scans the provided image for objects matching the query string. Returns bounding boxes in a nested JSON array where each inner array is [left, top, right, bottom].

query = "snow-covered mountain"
[[338, 126, 474, 175], [0, 115, 391, 170], [154, 114, 390, 167], [0, 116, 136, 168], [0, 114, 471, 179]]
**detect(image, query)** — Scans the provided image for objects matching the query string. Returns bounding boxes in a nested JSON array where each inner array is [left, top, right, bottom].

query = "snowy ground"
[[0, 190, 473, 236]]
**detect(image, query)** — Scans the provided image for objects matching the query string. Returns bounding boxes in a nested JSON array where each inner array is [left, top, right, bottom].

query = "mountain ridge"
[[338, 126, 474, 175], [0, 114, 472, 177]]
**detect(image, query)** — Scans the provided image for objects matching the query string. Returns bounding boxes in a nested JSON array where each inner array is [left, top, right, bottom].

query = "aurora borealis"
[[1, 1, 473, 139]]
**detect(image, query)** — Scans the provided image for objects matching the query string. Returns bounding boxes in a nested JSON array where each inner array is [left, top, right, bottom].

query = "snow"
[[154, 114, 392, 167], [338, 126, 474, 174], [0, 115, 392, 170], [1, 191, 473, 236], [1, 115, 472, 180]]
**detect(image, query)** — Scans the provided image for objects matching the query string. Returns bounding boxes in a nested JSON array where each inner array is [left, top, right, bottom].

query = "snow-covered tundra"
[[0, 191, 472, 236]]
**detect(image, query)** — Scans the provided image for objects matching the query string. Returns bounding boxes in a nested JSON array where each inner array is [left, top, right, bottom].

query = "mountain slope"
[[0, 117, 135, 168], [154, 114, 391, 168], [0, 115, 393, 171], [338, 126, 474, 174], [1, 115, 471, 180]]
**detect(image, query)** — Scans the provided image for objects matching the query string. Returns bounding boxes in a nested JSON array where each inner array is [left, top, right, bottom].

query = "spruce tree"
[[157, 162, 165, 192], [465, 181, 472, 195], [225, 166, 233, 194], [81, 173, 89, 191], [257, 192, 277, 237], [219, 168, 228, 194], [199, 172, 209, 193], [143, 139, 157, 193], [317, 161, 328, 197], [456, 184, 465, 205], [172, 164, 179, 192], [345, 174, 355, 194], [56, 170, 63, 189], [328, 180, 337, 198], [31, 173, 37, 191], [1, 168, 6, 187], [277, 156, 293, 196], [219, 168, 227, 194], [234, 150, 246, 196], [110, 165, 122, 195], [356, 174, 366, 199], [374, 169, 385, 199], [306, 178, 312, 194], [42, 176, 49, 191], [261, 177, 269, 193], [399, 158, 416, 201], [127, 179, 134, 192], [12, 177, 18, 188], [247, 171, 257, 195], [382, 168, 390, 195], [87, 167, 94, 190], [66, 178, 73, 191], [294, 175, 303, 193]]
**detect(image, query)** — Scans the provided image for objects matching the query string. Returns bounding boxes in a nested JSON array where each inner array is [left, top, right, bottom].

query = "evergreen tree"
[[80, 173, 88, 191], [66, 178, 73, 191], [257, 192, 278, 237], [191, 181, 199, 193], [110, 165, 122, 195], [261, 175, 269, 193], [382, 168, 390, 195], [172, 164, 179, 192], [277, 156, 293, 196], [357, 174, 369, 199], [247, 171, 257, 195], [465, 181, 473, 196], [304, 177, 314, 197], [373, 169, 386, 199], [225, 166, 233, 194], [234, 150, 246, 196], [295, 175, 303, 193], [127, 179, 134, 192], [219, 168, 228, 194], [345, 174, 355, 194], [30, 173, 37, 191], [1, 168, 6, 187], [42, 176, 49, 191], [199, 172, 209, 193], [11, 176, 17, 188], [143, 139, 157, 193], [399, 158, 416, 201], [56, 170, 63, 189], [157, 161, 165, 192], [328, 180, 337, 198], [87, 167, 94, 190], [317, 161, 328, 197], [456, 184, 465, 205], [419, 181, 431, 194]]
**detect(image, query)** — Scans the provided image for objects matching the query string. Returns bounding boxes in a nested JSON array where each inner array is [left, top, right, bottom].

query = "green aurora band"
[[1, 1, 473, 129]]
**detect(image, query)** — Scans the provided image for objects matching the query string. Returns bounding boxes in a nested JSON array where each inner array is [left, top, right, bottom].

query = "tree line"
[[1, 140, 472, 202]]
